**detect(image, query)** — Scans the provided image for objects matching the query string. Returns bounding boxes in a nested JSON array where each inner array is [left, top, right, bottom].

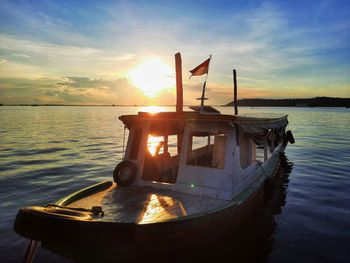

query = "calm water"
[[0, 106, 349, 262]]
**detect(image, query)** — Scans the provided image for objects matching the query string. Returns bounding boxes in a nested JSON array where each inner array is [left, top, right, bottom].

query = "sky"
[[0, 0, 349, 105]]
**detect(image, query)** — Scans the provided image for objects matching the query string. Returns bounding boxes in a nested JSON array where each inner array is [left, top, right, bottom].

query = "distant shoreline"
[[224, 97, 350, 108]]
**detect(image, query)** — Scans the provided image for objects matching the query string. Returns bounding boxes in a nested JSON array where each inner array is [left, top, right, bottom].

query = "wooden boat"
[[14, 53, 295, 262]]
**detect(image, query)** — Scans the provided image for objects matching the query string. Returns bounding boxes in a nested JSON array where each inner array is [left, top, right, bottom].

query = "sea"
[[0, 106, 349, 262]]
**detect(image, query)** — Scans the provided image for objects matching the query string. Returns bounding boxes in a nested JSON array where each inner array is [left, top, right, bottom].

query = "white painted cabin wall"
[[130, 123, 150, 186], [230, 132, 284, 199], [173, 124, 235, 200], [125, 120, 284, 201]]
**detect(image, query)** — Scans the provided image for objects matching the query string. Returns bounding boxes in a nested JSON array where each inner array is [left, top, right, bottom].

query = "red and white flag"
[[189, 56, 211, 78]]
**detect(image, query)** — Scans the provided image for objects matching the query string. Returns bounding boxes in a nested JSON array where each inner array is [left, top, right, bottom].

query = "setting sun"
[[127, 58, 174, 98]]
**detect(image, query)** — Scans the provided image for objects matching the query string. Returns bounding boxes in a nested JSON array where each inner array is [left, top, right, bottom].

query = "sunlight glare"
[[147, 135, 163, 156], [140, 105, 166, 114], [136, 194, 187, 224], [127, 58, 174, 98]]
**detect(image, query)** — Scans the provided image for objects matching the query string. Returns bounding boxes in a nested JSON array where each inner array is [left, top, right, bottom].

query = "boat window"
[[254, 144, 265, 163], [240, 135, 251, 168], [146, 134, 179, 157], [187, 132, 227, 169], [129, 128, 142, 160], [240, 136, 265, 168], [147, 135, 165, 156], [142, 134, 181, 184], [167, 135, 180, 156]]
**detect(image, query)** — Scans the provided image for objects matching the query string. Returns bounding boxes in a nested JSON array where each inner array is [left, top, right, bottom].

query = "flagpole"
[[200, 55, 212, 111]]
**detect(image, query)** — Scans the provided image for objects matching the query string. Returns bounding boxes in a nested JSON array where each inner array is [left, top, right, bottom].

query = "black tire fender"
[[113, 161, 137, 186]]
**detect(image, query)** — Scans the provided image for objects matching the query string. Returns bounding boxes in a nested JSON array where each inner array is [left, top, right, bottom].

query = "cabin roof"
[[120, 111, 235, 125], [119, 111, 288, 135]]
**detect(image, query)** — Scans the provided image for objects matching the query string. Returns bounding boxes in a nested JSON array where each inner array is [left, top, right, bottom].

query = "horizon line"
[[1, 96, 349, 107]]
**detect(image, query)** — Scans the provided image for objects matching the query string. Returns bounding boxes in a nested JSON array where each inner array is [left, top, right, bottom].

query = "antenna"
[[196, 81, 209, 110]]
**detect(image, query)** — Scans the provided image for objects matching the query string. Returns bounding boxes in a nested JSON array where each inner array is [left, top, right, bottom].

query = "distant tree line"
[[224, 97, 350, 107]]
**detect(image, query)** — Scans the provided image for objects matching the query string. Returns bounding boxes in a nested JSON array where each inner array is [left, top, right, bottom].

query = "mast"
[[175, 52, 183, 113], [175, 53, 183, 153], [233, 69, 238, 115]]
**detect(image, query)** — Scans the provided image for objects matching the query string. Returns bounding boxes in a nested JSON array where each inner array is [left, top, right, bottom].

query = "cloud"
[[50, 77, 147, 104], [56, 77, 126, 90], [12, 53, 30, 58], [0, 78, 57, 104], [0, 76, 151, 105], [0, 0, 349, 104], [0, 1, 89, 46], [0, 33, 139, 79]]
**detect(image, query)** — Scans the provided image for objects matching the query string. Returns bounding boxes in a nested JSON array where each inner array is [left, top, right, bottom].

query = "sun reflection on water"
[[139, 105, 166, 114]]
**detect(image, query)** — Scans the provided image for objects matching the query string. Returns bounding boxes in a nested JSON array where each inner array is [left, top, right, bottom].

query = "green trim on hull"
[[55, 180, 113, 206]]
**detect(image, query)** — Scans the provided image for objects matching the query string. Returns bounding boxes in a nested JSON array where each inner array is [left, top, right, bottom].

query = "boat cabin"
[[118, 110, 288, 201]]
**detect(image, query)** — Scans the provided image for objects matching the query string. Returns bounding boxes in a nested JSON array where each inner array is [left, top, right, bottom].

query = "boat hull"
[[14, 167, 278, 262]]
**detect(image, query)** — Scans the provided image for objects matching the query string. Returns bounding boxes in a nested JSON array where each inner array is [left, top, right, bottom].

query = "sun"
[[127, 58, 174, 98]]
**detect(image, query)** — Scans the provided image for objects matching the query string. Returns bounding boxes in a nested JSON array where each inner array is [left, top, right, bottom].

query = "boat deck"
[[67, 184, 229, 224]]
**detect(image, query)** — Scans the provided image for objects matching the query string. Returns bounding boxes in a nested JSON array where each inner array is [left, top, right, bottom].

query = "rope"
[[23, 240, 39, 263], [122, 125, 126, 160]]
